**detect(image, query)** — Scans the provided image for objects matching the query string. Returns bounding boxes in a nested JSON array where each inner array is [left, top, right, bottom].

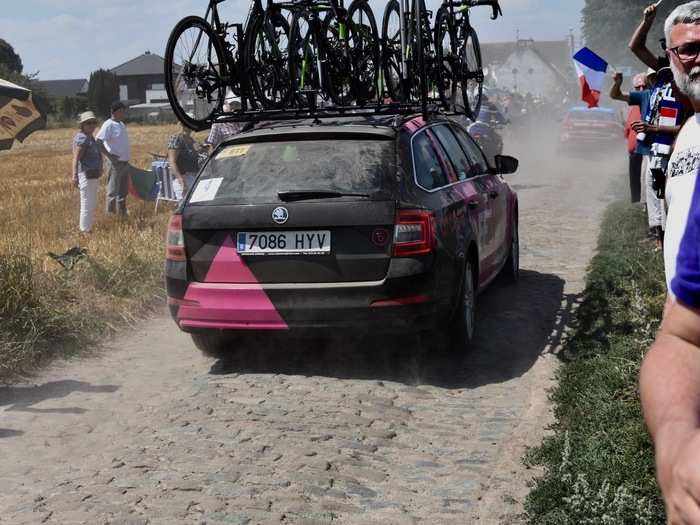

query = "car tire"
[[500, 216, 519, 283], [450, 258, 477, 352], [191, 333, 232, 360]]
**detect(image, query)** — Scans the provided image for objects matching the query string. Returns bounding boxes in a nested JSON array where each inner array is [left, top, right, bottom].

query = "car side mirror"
[[494, 155, 518, 175]]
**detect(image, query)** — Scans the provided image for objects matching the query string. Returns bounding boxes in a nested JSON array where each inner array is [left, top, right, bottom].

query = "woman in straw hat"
[[72, 111, 103, 233]]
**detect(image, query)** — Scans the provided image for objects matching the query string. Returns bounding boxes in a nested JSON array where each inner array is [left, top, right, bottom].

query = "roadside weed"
[[525, 203, 666, 524]]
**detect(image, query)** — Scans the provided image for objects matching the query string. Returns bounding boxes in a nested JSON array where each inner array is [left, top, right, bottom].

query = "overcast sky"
[[0, 0, 584, 80]]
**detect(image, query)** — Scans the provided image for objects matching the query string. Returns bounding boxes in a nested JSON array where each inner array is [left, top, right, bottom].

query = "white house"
[[481, 39, 575, 99]]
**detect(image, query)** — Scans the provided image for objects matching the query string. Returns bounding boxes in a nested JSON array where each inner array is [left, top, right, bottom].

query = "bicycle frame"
[[297, 2, 333, 97], [294, 0, 364, 102], [195, 0, 292, 113], [395, 0, 431, 104]]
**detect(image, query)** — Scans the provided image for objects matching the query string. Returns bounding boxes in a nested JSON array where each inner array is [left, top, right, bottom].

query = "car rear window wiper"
[[278, 190, 371, 202]]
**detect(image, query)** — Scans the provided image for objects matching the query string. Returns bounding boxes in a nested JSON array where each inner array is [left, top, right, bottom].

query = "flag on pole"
[[573, 48, 608, 108]]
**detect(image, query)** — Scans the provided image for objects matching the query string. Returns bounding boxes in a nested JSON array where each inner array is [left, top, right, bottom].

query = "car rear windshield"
[[188, 138, 395, 205], [569, 111, 616, 122]]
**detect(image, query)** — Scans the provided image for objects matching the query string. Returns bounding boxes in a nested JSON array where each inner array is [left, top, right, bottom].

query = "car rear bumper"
[[559, 134, 621, 145], [168, 279, 445, 334]]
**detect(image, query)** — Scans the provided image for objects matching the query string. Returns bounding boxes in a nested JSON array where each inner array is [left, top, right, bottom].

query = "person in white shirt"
[[640, 3, 700, 523], [96, 101, 131, 216], [664, 3, 700, 302]]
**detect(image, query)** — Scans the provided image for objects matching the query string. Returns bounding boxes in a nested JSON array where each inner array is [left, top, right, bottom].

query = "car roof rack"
[[209, 101, 451, 128]]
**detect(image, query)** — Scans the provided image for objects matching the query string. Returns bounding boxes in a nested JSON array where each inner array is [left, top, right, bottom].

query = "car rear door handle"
[[489, 190, 499, 199], [467, 200, 480, 210]]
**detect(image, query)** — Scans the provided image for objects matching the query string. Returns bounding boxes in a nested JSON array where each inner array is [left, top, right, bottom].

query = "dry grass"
[[0, 124, 204, 378]]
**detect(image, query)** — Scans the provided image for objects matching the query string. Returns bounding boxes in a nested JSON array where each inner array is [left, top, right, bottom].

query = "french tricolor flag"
[[573, 48, 608, 108]]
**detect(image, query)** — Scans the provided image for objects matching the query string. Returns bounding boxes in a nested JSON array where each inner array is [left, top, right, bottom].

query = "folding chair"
[[152, 159, 179, 212]]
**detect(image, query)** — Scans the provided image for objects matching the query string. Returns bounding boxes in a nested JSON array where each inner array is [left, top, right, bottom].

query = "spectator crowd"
[[71, 99, 243, 233]]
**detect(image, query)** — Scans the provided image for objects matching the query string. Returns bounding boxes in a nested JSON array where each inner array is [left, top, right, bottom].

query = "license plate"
[[237, 231, 331, 256]]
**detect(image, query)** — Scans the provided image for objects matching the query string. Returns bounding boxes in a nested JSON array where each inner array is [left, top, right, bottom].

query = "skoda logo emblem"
[[272, 207, 289, 225]]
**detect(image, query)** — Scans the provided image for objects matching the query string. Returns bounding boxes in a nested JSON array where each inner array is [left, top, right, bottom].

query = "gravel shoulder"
[[0, 134, 624, 525]]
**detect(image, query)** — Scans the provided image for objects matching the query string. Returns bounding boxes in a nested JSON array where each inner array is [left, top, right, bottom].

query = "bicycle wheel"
[[322, 11, 355, 106], [165, 16, 228, 131], [289, 12, 320, 108], [246, 10, 291, 109], [434, 7, 457, 111], [347, 0, 380, 104], [459, 25, 483, 121], [381, 0, 403, 102]]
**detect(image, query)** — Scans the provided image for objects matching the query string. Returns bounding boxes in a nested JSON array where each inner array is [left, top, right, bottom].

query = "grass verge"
[[524, 202, 667, 524]]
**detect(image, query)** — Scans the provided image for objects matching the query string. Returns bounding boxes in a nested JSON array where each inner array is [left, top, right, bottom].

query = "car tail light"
[[166, 214, 186, 262], [392, 210, 435, 257]]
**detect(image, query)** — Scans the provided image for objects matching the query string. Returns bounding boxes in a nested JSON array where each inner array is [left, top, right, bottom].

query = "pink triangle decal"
[[204, 235, 257, 284], [178, 236, 288, 330]]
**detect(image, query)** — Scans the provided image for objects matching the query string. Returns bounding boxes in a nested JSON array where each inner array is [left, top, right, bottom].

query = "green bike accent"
[[339, 22, 348, 41], [301, 44, 311, 87], [262, 26, 282, 56]]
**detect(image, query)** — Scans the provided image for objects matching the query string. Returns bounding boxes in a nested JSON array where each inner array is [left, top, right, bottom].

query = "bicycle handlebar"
[[465, 0, 502, 20]]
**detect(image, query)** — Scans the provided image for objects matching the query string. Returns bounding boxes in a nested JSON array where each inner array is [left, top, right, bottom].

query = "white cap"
[[78, 111, 98, 125]]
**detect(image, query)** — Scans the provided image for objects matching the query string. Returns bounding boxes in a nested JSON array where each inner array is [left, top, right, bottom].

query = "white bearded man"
[[640, 2, 700, 524]]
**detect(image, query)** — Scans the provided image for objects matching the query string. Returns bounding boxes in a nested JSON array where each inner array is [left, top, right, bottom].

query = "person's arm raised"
[[629, 3, 663, 70], [610, 72, 631, 103], [640, 302, 700, 523]]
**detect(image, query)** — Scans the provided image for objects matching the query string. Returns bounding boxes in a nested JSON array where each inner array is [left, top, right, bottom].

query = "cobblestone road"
[[0, 135, 624, 524]]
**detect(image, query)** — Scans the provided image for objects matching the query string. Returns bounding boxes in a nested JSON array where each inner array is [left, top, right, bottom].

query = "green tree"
[[61, 96, 76, 121], [582, 0, 676, 68], [87, 69, 119, 119], [0, 39, 22, 74]]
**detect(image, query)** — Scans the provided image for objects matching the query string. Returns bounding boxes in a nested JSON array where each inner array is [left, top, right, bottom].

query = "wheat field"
[[0, 124, 202, 377]]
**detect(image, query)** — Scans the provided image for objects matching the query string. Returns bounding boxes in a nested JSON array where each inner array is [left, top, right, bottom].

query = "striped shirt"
[[206, 122, 242, 149]]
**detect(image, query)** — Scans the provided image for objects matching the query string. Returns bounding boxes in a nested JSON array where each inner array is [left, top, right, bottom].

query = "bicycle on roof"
[[288, 0, 380, 109], [381, 0, 501, 119], [163, 0, 504, 127], [164, 0, 292, 130], [434, 0, 502, 119]]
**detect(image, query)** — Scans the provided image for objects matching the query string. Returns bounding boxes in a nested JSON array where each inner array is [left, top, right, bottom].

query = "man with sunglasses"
[[640, 3, 700, 524]]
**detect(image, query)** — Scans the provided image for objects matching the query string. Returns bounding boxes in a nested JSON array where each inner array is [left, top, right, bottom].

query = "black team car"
[[166, 115, 520, 356]]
